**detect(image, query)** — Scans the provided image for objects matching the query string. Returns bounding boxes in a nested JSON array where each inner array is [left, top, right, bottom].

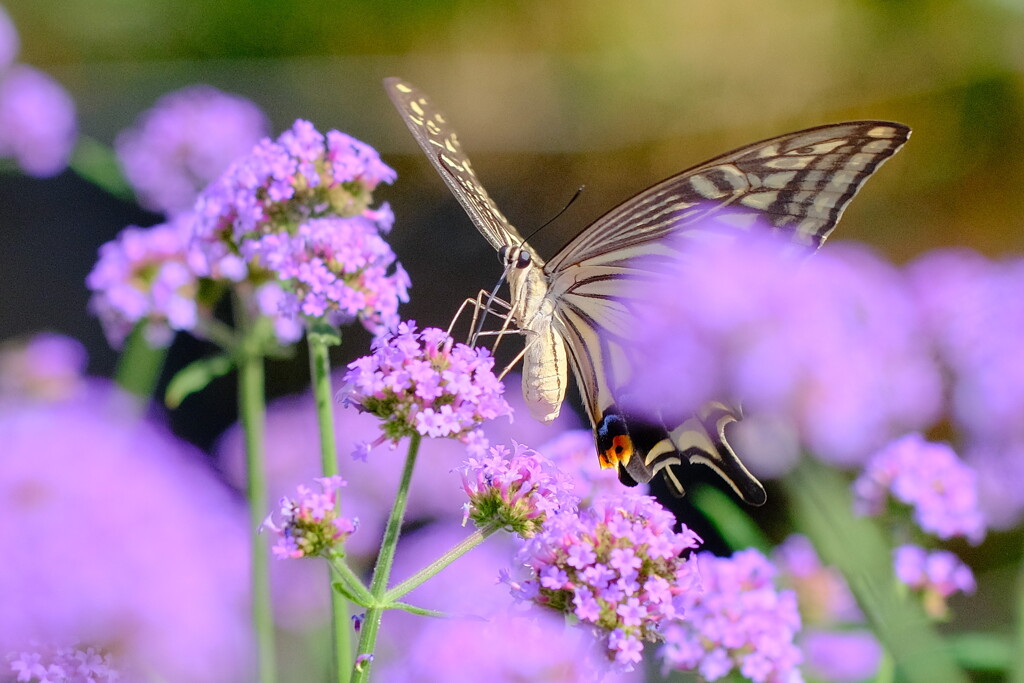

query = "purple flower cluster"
[[893, 545, 976, 619], [116, 85, 269, 215], [192, 119, 406, 341], [262, 476, 357, 559], [853, 433, 986, 543], [458, 442, 577, 537], [1, 400, 251, 681], [506, 492, 702, 669], [7, 644, 122, 682], [908, 249, 1024, 528], [340, 322, 512, 457], [773, 534, 861, 625], [773, 536, 880, 682], [86, 214, 201, 348], [0, 333, 88, 403], [0, 64, 76, 177], [0, 5, 18, 70], [623, 223, 940, 468], [660, 549, 804, 683]]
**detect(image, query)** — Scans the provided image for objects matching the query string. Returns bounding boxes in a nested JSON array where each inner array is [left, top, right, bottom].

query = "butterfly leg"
[[447, 290, 513, 341]]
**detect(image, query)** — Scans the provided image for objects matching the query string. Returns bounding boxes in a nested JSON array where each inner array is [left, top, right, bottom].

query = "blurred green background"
[[2, 0, 1023, 445]]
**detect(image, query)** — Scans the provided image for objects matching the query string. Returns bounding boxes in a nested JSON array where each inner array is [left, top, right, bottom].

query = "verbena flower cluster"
[[893, 545, 976, 619], [0, 7, 75, 177], [0, 65, 75, 178], [853, 433, 986, 543], [86, 214, 201, 348], [341, 322, 512, 457], [7, 644, 122, 683], [1, 395, 250, 681], [192, 119, 408, 341], [774, 535, 880, 682], [660, 549, 804, 683], [116, 85, 269, 215], [624, 222, 940, 468], [0, 333, 87, 402], [458, 442, 577, 537], [908, 249, 1024, 528], [262, 475, 357, 559], [505, 492, 702, 669]]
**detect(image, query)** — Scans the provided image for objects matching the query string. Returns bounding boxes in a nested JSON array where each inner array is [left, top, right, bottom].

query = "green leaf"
[[308, 319, 342, 347], [948, 632, 1013, 673], [690, 485, 772, 553], [164, 353, 235, 408]]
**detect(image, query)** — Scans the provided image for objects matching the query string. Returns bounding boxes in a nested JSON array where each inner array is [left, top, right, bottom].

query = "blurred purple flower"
[[192, 119, 405, 341], [800, 629, 882, 683], [6, 643, 123, 682], [623, 223, 941, 470], [894, 545, 976, 619], [507, 491, 701, 669], [853, 433, 985, 544], [773, 534, 861, 625], [0, 400, 251, 682], [0, 64, 76, 177], [458, 441, 577, 537], [908, 249, 1024, 528], [0, 333, 87, 403], [262, 476, 356, 559], [340, 322, 512, 457], [116, 85, 269, 216], [0, 4, 18, 71], [86, 214, 202, 348], [660, 549, 804, 683]]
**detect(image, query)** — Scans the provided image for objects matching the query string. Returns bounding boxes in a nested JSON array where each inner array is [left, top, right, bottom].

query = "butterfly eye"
[[497, 246, 509, 263], [516, 251, 532, 269]]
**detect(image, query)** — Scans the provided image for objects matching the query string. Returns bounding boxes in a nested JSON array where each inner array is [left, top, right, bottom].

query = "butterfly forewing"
[[384, 78, 530, 254], [545, 121, 910, 273]]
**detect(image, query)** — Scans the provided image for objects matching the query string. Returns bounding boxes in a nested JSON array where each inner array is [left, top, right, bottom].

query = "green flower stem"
[[1013, 544, 1024, 683], [784, 457, 966, 683], [307, 334, 351, 682], [236, 307, 276, 683], [114, 324, 166, 400], [328, 557, 373, 606], [351, 433, 422, 683], [383, 524, 499, 604]]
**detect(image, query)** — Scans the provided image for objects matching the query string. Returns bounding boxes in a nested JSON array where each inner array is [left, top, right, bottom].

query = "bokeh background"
[[3, 0, 1023, 447]]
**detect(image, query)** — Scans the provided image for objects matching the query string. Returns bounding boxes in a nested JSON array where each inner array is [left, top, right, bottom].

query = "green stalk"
[[114, 324, 166, 400], [383, 524, 499, 604], [237, 309, 277, 683], [307, 334, 351, 682], [351, 433, 422, 683], [784, 458, 965, 683], [1013, 544, 1024, 683]]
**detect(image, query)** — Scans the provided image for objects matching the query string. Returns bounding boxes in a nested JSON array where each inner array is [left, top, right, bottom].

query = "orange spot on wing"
[[599, 435, 634, 469]]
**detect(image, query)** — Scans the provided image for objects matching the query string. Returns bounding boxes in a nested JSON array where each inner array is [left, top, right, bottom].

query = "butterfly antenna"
[[520, 185, 586, 247]]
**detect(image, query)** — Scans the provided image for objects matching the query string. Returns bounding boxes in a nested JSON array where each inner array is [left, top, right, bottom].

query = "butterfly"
[[385, 77, 910, 505]]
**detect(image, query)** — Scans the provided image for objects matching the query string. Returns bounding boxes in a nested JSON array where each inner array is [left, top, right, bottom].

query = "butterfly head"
[[498, 245, 533, 271]]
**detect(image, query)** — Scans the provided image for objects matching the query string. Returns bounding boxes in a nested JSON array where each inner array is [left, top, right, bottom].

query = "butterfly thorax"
[[502, 246, 568, 423]]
